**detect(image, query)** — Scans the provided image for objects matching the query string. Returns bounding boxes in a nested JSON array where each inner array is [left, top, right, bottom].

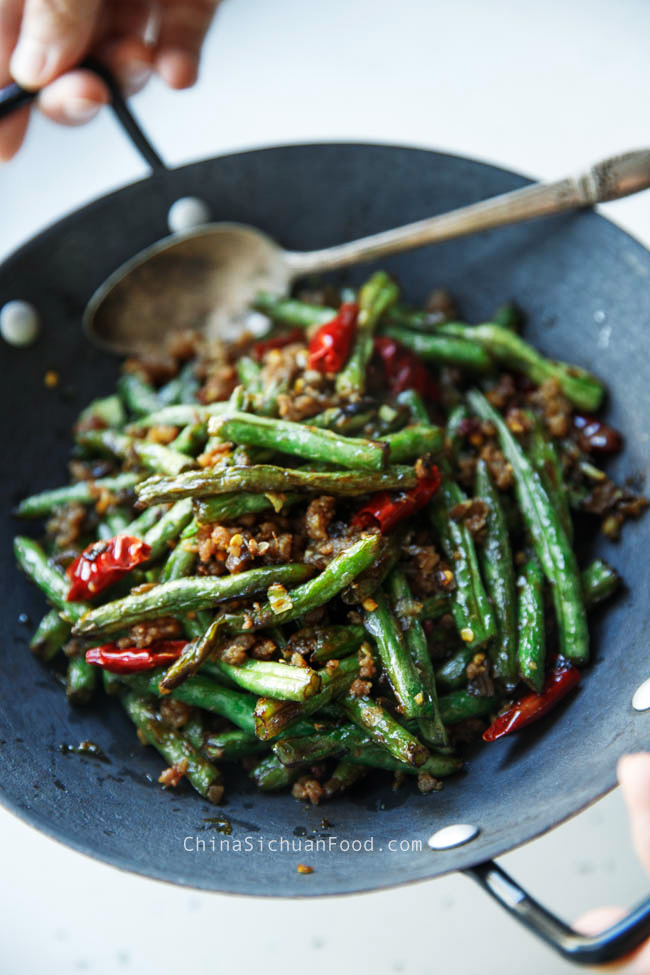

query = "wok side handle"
[[464, 859, 650, 966], [0, 58, 166, 173]]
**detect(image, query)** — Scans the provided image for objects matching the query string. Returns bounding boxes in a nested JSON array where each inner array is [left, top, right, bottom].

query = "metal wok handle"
[[0, 58, 166, 172], [465, 859, 650, 965]]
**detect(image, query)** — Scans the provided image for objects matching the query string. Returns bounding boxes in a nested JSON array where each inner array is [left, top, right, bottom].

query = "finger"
[[153, 0, 220, 89], [105, 0, 155, 43], [93, 36, 153, 95], [0, 0, 29, 161], [36, 67, 107, 125], [575, 907, 650, 973], [10, 0, 103, 91], [619, 753, 650, 877]]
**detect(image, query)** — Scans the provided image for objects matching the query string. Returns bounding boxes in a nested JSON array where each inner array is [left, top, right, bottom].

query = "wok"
[[1, 126, 650, 965]]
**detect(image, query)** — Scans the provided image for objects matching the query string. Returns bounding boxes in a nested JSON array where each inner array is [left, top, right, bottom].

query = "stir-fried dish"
[[14, 272, 646, 805]]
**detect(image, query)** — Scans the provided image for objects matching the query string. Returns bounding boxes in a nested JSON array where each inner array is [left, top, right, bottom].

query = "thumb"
[[619, 753, 650, 877], [10, 0, 102, 90]]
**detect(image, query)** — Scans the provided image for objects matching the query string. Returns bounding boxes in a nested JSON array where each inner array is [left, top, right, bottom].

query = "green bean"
[[434, 646, 476, 691], [236, 356, 263, 393], [438, 689, 500, 725], [491, 301, 523, 332], [161, 536, 379, 689], [66, 655, 97, 704], [517, 556, 546, 692], [442, 322, 604, 411], [142, 498, 193, 561], [273, 729, 347, 766], [381, 424, 444, 462], [429, 476, 496, 650], [323, 761, 367, 797], [467, 390, 588, 664], [363, 591, 431, 719], [419, 593, 449, 620], [73, 563, 314, 637], [14, 537, 88, 623], [185, 720, 267, 761], [76, 394, 126, 430], [209, 411, 388, 471], [16, 473, 141, 519], [342, 695, 430, 767], [288, 624, 366, 665], [122, 504, 166, 539], [206, 658, 321, 702], [136, 464, 418, 506], [387, 569, 448, 749], [253, 292, 446, 335], [128, 402, 230, 431], [526, 415, 573, 542], [380, 324, 492, 371], [117, 373, 160, 416], [170, 422, 208, 456], [122, 670, 258, 734], [77, 430, 196, 477], [445, 404, 469, 464], [395, 389, 429, 424], [193, 491, 302, 524], [336, 272, 399, 397], [582, 558, 621, 608], [121, 691, 221, 801], [30, 609, 70, 661], [158, 534, 197, 584], [341, 532, 401, 605], [98, 509, 131, 539], [475, 458, 518, 687], [342, 726, 462, 778], [250, 754, 300, 791], [309, 402, 377, 434], [157, 362, 200, 406], [254, 654, 360, 740], [253, 293, 334, 328]]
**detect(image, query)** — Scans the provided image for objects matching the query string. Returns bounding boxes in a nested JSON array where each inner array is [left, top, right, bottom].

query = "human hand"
[[0, 0, 221, 160], [575, 753, 650, 973]]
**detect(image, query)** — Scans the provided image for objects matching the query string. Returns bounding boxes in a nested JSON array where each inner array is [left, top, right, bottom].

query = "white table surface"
[[1, 1, 649, 972]]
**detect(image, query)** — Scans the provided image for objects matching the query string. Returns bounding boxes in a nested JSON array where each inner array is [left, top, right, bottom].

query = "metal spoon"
[[86, 149, 650, 353], [2, 72, 649, 354]]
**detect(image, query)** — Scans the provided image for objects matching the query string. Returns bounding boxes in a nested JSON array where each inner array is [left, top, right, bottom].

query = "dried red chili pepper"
[[482, 658, 581, 742], [251, 328, 304, 361], [352, 466, 441, 533], [373, 335, 437, 400], [307, 302, 359, 373], [573, 413, 623, 454], [66, 534, 151, 601], [85, 640, 188, 674]]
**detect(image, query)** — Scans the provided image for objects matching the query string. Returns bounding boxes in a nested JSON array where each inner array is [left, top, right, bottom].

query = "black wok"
[[1, 135, 649, 965]]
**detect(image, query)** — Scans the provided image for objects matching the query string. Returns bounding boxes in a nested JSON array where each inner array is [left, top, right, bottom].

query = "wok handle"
[[465, 859, 650, 966], [0, 57, 166, 173]]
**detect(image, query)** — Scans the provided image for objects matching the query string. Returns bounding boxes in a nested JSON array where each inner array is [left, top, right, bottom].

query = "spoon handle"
[[286, 149, 650, 276]]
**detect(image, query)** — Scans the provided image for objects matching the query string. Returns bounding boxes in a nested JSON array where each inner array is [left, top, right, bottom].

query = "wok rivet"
[[427, 823, 480, 851], [168, 197, 212, 234], [632, 677, 650, 712], [0, 300, 39, 347]]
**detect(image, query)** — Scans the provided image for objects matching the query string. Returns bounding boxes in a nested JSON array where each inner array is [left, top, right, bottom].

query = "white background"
[[1, 0, 650, 972]]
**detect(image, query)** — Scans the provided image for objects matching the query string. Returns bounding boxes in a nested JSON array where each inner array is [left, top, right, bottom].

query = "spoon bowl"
[[85, 223, 294, 354]]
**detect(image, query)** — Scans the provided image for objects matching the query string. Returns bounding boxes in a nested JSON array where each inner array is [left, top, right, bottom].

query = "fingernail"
[[62, 98, 102, 124], [118, 61, 152, 94], [10, 38, 54, 89]]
